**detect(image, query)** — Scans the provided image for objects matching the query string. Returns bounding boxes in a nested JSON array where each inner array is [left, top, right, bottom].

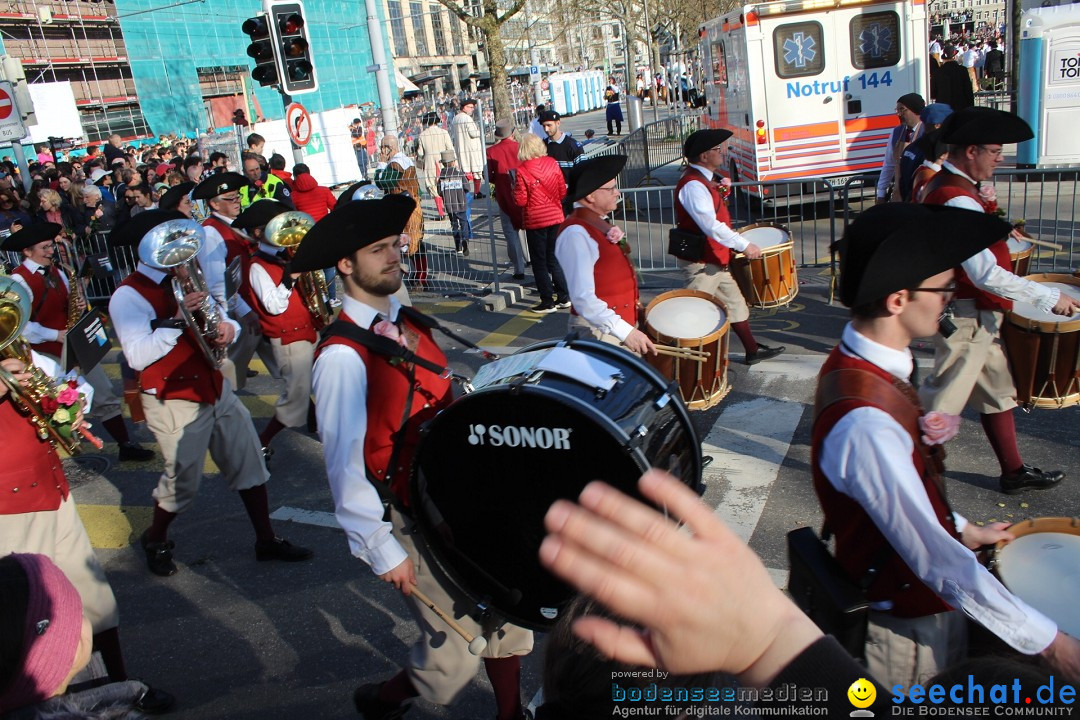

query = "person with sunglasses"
[[920, 107, 1080, 495], [812, 203, 1080, 689]]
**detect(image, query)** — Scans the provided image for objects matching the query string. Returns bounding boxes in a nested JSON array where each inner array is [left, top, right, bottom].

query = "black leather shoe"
[[246, 368, 259, 378], [353, 683, 409, 719], [1000, 465, 1065, 495], [118, 443, 155, 462], [140, 530, 177, 577], [744, 344, 786, 365], [135, 685, 176, 714], [255, 537, 314, 562]]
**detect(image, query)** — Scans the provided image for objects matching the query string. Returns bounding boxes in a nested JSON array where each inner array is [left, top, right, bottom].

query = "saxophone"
[[64, 262, 86, 330]]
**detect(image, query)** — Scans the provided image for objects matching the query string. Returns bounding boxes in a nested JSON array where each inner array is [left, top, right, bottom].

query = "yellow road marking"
[[414, 301, 469, 315], [477, 312, 545, 349], [76, 504, 153, 549]]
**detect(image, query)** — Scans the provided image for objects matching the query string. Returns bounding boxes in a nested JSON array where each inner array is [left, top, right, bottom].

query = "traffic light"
[[242, 13, 279, 87], [268, 1, 318, 95]]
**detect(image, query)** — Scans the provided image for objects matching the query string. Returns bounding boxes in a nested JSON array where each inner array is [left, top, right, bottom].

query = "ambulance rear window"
[[713, 40, 729, 86], [851, 12, 901, 69], [773, 22, 824, 79]]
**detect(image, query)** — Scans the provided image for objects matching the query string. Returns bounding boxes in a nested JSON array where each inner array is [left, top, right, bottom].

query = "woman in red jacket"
[[513, 133, 569, 313], [290, 164, 340, 305]]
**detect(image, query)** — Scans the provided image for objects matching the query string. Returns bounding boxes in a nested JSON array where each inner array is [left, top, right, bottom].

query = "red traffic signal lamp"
[[267, 1, 318, 95], [242, 13, 279, 87]]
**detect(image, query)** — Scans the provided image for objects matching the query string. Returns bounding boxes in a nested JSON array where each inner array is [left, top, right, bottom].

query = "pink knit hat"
[[0, 554, 84, 713]]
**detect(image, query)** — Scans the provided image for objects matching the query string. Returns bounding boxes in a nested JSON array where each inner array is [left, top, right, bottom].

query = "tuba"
[[138, 219, 227, 368], [264, 210, 333, 329], [0, 276, 100, 454]]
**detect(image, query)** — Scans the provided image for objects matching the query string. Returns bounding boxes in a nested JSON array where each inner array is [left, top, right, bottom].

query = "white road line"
[[270, 506, 341, 530]]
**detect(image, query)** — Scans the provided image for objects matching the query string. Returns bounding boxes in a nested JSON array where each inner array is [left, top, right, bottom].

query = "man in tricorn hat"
[[192, 171, 277, 389], [813, 202, 1080, 688], [919, 107, 1080, 494], [293, 195, 532, 720], [555, 155, 655, 355], [676, 129, 784, 365], [109, 210, 312, 578], [232, 200, 318, 456]]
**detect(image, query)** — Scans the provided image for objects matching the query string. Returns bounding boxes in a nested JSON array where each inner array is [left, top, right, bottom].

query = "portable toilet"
[[565, 74, 579, 114], [1018, 4, 1080, 166], [549, 74, 570, 115]]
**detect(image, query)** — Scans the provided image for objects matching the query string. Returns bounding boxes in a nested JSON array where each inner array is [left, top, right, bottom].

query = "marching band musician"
[[554, 154, 655, 356], [191, 172, 278, 391], [231, 200, 318, 455], [1, 223, 154, 463], [676, 130, 784, 365], [108, 210, 312, 578], [813, 203, 1080, 687], [0, 346, 174, 713], [294, 195, 532, 720], [918, 107, 1080, 494]]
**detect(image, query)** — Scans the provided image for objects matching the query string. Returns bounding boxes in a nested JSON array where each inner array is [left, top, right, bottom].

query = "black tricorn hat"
[[838, 204, 1010, 308], [233, 199, 292, 231], [291, 195, 415, 273], [940, 107, 1034, 147], [158, 181, 195, 211], [192, 171, 250, 200], [109, 209, 187, 247], [911, 128, 949, 164], [683, 129, 733, 159], [1, 222, 61, 252], [567, 155, 627, 203]]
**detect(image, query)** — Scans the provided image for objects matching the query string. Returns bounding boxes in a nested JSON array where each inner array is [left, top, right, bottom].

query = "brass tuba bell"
[[264, 211, 333, 329]]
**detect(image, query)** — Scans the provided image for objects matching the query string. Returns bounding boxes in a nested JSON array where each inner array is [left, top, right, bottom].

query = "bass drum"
[[410, 338, 702, 631]]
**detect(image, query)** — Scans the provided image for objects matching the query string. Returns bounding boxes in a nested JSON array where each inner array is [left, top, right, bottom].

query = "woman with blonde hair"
[[375, 134, 427, 287], [513, 133, 569, 313]]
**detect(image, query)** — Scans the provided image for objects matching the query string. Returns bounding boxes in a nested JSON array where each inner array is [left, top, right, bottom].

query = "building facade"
[[380, 0, 483, 95]]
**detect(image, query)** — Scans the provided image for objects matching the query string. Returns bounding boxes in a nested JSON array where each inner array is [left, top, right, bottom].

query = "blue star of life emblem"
[[783, 32, 817, 68], [858, 23, 894, 58]]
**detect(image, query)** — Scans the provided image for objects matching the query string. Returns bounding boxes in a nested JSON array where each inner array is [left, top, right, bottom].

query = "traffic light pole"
[[280, 91, 306, 166]]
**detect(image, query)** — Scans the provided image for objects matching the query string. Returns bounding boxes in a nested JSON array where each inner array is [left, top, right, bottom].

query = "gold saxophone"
[[0, 276, 101, 454], [264, 211, 333, 329], [63, 261, 86, 330]]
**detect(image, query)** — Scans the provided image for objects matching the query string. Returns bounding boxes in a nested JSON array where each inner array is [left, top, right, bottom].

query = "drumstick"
[[409, 585, 488, 656], [653, 344, 710, 361], [1025, 237, 1064, 252]]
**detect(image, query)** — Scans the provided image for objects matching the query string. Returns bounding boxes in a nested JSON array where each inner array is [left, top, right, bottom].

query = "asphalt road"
[[63, 106, 1080, 719]]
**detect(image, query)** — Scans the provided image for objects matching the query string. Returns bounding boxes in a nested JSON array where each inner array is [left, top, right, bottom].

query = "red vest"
[[316, 311, 452, 508], [675, 168, 733, 267], [921, 169, 1013, 312], [247, 254, 317, 345], [0, 396, 68, 514], [811, 347, 957, 618], [12, 264, 68, 358], [560, 209, 638, 327], [910, 165, 938, 204], [204, 215, 253, 304], [120, 272, 223, 404]]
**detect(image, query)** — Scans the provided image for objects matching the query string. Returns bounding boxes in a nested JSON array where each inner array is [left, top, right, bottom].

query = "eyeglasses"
[[977, 145, 1004, 158], [219, 194, 241, 203], [909, 281, 958, 296], [595, 185, 620, 194]]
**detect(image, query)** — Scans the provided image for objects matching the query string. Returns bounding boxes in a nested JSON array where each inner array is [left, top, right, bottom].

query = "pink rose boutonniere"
[[373, 319, 408, 348], [919, 411, 961, 446], [606, 226, 625, 244], [978, 184, 1003, 216], [719, 176, 732, 201]]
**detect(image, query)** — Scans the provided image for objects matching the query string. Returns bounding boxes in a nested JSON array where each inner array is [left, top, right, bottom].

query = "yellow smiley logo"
[[848, 678, 876, 708]]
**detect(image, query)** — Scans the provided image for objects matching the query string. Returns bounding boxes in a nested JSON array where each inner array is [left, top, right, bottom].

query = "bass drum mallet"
[[409, 585, 488, 656]]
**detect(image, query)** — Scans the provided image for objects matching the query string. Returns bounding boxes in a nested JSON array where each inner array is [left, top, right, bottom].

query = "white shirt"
[[554, 209, 635, 341], [961, 48, 977, 68], [820, 324, 1057, 655], [11, 259, 70, 344], [676, 164, 748, 252], [938, 162, 1059, 312], [32, 349, 93, 410], [312, 293, 409, 576], [203, 212, 252, 318], [248, 243, 293, 315], [109, 263, 240, 379]]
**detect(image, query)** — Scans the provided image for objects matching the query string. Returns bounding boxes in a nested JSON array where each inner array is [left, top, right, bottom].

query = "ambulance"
[[699, 0, 929, 196]]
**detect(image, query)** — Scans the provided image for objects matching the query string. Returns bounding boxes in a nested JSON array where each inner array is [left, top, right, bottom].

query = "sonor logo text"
[[467, 424, 572, 450]]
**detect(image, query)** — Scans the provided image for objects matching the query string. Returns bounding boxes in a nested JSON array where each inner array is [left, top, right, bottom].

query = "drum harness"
[[318, 306, 499, 507]]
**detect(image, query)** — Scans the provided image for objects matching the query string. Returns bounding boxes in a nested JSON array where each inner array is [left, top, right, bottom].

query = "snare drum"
[[732, 223, 799, 309], [1006, 236, 1034, 276], [410, 339, 702, 631], [1001, 274, 1080, 409], [989, 517, 1080, 637], [643, 289, 731, 411]]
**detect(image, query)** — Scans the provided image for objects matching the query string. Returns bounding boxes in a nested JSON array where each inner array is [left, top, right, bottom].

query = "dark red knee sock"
[[731, 321, 759, 356], [238, 485, 276, 543], [980, 411, 1023, 475], [92, 627, 128, 682], [146, 504, 177, 544], [259, 417, 286, 448], [101, 415, 131, 445], [378, 669, 419, 705], [474, 178, 483, 195], [484, 656, 524, 720]]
